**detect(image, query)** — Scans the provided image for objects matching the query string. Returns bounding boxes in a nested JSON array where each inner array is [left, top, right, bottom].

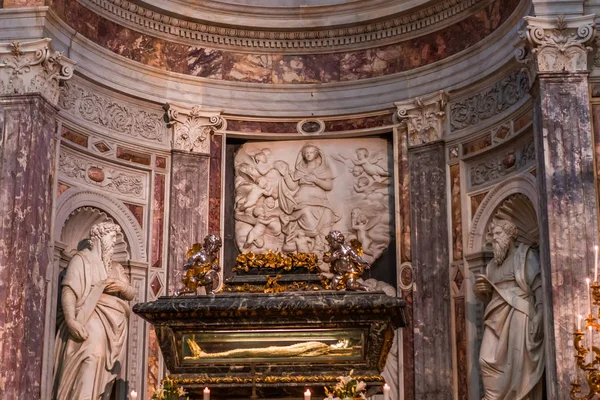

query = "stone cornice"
[[0, 38, 75, 105], [78, 0, 488, 53]]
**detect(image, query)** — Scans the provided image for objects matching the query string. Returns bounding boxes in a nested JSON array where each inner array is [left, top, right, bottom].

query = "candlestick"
[[383, 383, 391, 400], [203, 387, 210, 400], [595, 246, 598, 282], [304, 389, 311, 400], [130, 390, 137, 400], [587, 278, 592, 316]]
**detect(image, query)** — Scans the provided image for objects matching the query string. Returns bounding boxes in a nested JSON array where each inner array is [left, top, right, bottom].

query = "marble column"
[[396, 93, 453, 399], [0, 39, 74, 399], [164, 104, 224, 295], [518, 15, 597, 398]]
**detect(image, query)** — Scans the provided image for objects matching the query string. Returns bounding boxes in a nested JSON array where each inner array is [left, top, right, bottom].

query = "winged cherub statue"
[[175, 234, 222, 296]]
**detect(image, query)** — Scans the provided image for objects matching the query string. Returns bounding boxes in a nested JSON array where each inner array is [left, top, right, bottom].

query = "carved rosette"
[[518, 15, 596, 74], [395, 91, 448, 147], [164, 103, 225, 154], [0, 38, 76, 105]]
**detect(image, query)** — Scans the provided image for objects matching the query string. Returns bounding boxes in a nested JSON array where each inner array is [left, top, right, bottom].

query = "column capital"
[[0, 38, 75, 106], [164, 103, 225, 155], [395, 91, 448, 148], [517, 15, 596, 74]]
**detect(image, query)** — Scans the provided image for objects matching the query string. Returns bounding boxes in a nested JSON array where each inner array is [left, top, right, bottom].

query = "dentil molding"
[[395, 91, 448, 147], [0, 38, 75, 105], [164, 104, 225, 155]]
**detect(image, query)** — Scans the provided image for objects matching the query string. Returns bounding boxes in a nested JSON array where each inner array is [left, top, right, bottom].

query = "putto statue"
[[323, 230, 371, 291], [52, 222, 136, 400], [473, 219, 544, 399], [176, 234, 222, 296]]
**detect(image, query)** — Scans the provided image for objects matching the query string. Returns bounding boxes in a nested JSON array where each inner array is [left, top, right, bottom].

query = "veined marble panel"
[[234, 138, 393, 266]]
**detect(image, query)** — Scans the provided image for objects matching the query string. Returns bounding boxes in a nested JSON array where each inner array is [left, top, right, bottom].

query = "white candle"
[[383, 383, 391, 400], [203, 387, 210, 400], [130, 390, 138, 400], [579, 314, 583, 332], [587, 278, 592, 316], [595, 246, 598, 282], [304, 389, 311, 400]]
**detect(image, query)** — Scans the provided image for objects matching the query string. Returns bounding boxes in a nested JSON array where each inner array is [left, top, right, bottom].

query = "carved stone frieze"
[[450, 70, 529, 132], [468, 134, 535, 189], [395, 91, 448, 147], [164, 103, 224, 154], [79, 0, 485, 53], [519, 15, 596, 73], [58, 82, 167, 143], [59, 149, 147, 199], [0, 39, 75, 105]]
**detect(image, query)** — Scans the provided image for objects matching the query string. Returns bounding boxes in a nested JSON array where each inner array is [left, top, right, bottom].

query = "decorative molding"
[[164, 103, 224, 154], [468, 133, 535, 189], [519, 14, 596, 73], [59, 148, 147, 199], [297, 119, 325, 136], [79, 0, 486, 53], [0, 38, 75, 105], [450, 70, 529, 132], [58, 81, 167, 144], [395, 91, 448, 147]]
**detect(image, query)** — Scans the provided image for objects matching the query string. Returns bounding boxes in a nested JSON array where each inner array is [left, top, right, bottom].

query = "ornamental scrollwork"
[[0, 39, 75, 105], [58, 82, 166, 143], [450, 70, 528, 132], [58, 151, 145, 198]]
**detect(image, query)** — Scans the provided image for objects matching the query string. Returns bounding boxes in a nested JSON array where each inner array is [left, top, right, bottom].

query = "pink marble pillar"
[[0, 94, 58, 399]]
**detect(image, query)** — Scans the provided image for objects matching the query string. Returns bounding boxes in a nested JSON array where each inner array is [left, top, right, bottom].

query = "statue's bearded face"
[[492, 227, 511, 265], [100, 231, 117, 269]]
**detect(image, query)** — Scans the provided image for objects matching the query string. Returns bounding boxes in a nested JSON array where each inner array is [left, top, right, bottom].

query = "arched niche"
[[60, 206, 130, 263], [468, 173, 539, 254], [55, 187, 146, 262]]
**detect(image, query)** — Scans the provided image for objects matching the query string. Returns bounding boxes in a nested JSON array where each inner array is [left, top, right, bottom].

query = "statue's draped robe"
[[480, 244, 544, 400], [52, 253, 130, 400]]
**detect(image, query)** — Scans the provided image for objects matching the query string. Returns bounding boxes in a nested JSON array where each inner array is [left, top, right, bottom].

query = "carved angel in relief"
[[333, 148, 389, 182]]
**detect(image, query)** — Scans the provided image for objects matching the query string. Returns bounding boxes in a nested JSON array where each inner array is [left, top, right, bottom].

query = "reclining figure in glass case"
[[175, 234, 222, 296]]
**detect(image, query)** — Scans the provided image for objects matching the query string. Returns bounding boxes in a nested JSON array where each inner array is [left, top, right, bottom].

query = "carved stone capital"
[[519, 15, 596, 73], [395, 91, 448, 147], [0, 38, 76, 105], [164, 103, 225, 154]]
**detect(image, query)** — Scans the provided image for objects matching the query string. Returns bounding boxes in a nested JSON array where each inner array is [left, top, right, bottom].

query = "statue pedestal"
[[133, 291, 406, 399]]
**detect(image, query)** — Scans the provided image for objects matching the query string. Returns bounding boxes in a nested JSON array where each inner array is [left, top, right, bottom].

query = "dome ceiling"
[[136, 0, 436, 29]]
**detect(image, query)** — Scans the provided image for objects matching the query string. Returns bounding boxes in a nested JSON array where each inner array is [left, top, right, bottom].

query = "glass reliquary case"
[[178, 328, 365, 365]]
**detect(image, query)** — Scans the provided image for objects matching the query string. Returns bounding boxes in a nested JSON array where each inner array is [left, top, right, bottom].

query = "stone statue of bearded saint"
[[52, 222, 136, 400], [473, 219, 544, 400]]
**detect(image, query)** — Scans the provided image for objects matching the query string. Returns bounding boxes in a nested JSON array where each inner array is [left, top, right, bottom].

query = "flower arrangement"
[[150, 376, 189, 400], [323, 370, 367, 400]]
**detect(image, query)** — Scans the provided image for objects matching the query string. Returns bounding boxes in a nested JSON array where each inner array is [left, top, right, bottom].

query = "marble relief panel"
[[234, 138, 393, 267]]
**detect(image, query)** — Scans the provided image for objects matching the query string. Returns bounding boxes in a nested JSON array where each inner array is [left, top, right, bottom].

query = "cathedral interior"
[[1, 0, 599, 399]]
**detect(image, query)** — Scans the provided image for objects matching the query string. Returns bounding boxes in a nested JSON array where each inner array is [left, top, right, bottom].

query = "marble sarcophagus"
[[133, 291, 406, 399]]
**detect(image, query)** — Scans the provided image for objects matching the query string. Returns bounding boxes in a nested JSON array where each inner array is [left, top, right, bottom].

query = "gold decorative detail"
[[322, 231, 371, 291], [221, 277, 319, 294], [170, 375, 384, 385], [234, 250, 320, 273], [176, 235, 222, 296]]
